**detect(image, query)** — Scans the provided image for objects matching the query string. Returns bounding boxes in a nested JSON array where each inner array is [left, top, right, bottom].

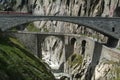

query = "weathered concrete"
[[0, 15, 120, 47]]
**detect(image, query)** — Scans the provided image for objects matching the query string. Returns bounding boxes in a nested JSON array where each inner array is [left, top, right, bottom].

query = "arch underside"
[[0, 15, 119, 39]]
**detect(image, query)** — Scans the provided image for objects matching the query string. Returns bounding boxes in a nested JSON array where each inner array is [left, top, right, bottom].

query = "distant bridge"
[[0, 14, 120, 47]]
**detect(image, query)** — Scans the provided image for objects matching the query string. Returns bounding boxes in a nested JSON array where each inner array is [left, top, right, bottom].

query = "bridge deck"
[[0, 15, 120, 40], [5, 31, 82, 37]]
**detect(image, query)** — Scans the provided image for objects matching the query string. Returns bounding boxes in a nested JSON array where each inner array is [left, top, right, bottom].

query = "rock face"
[[1, 0, 120, 80], [42, 36, 64, 70]]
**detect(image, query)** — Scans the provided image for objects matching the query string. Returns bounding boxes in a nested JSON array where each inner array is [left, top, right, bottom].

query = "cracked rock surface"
[[1, 0, 120, 80]]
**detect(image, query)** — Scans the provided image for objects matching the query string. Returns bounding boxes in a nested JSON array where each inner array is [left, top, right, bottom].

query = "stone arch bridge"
[[0, 14, 120, 47], [3, 31, 102, 79], [4, 31, 86, 79], [4, 31, 120, 80], [5, 31, 79, 59]]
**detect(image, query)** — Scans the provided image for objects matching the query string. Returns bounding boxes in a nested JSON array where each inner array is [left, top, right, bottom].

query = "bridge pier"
[[106, 37, 119, 48], [36, 34, 43, 59]]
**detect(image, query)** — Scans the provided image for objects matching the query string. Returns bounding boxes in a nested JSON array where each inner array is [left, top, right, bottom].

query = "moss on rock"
[[26, 23, 41, 32], [68, 53, 83, 68]]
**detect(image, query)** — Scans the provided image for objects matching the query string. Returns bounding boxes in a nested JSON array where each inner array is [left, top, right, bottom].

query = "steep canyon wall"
[[1, 0, 120, 80]]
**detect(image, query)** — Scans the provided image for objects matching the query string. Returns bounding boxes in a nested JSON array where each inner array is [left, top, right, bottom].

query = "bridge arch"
[[70, 38, 77, 46], [0, 15, 119, 47], [0, 15, 119, 38]]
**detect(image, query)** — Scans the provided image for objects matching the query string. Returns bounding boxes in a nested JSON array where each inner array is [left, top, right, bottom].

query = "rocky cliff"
[[1, 0, 120, 80]]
